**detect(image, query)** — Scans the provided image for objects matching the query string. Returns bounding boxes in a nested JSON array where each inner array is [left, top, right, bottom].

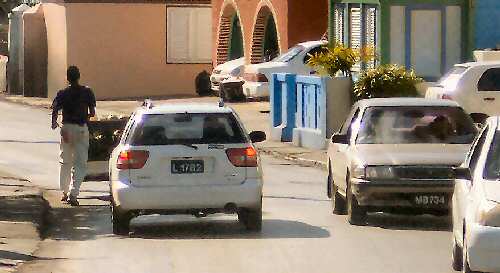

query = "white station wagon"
[[452, 116, 500, 273], [109, 102, 266, 235], [327, 98, 477, 225], [426, 61, 500, 120]]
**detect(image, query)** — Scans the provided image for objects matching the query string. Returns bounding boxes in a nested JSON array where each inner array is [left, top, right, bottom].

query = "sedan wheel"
[[346, 180, 367, 225], [452, 236, 463, 271], [331, 183, 346, 215]]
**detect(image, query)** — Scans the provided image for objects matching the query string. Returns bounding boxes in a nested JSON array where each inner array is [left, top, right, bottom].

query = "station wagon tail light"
[[117, 150, 149, 169], [226, 147, 258, 167]]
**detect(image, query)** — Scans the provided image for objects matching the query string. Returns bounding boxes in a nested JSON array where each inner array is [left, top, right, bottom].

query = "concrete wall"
[[474, 0, 500, 49], [23, 4, 47, 97], [8, 4, 30, 95], [43, 2, 67, 98], [43, 2, 210, 99], [212, 0, 327, 65], [389, 6, 405, 66], [287, 0, 327, 46]]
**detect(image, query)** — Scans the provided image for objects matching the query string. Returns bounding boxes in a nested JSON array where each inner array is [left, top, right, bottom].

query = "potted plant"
[[353, 64, 422, 101], [306, 43, 376, 78]]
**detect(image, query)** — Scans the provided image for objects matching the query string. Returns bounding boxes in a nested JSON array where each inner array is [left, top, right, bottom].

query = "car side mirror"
[[249, 131, 266, 143], [470, 113, 488, 125], [331, 134, 348, 144], [453, 167, 472, 181]]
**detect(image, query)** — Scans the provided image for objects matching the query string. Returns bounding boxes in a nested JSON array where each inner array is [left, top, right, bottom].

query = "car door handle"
[[484, 97, 495, 101]]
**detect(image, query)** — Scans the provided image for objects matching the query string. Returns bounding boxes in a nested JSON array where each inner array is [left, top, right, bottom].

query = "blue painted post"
[[270, 74, 282, 129], [292, 75, 328, 149], [281, 74, 297, 142]]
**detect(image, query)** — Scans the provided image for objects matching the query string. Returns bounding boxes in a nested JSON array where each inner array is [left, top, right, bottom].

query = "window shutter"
[[349, 6, 362, 72], [167, 7, 212, 63], [190, 8, 212, 63], [334, 5, 344, 45], [167, 8, 190, 63], [364, 6, 377, 69]]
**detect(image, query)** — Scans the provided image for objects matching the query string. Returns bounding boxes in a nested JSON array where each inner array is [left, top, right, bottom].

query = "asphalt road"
[[0, 101, 456, 273]]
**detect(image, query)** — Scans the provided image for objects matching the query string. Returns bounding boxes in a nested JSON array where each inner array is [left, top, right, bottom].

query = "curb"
[[0, 94, 51, 110], [258, 148, 327, 171]]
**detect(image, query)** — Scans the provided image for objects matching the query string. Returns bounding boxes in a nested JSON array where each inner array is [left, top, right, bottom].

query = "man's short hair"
[[67, 66, 80, 83]]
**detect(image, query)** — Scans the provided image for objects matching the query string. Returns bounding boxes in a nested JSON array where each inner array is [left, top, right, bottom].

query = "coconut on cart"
[[86, 115, 129, 181]]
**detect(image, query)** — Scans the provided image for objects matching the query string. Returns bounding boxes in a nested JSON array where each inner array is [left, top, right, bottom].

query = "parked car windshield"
[[129, 113, 247, 145], [356, 106, 476, 144], [272, 45, 305, 63], [484, 131, 500, 180]]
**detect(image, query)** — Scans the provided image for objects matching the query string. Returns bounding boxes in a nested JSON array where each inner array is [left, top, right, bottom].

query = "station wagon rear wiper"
[[180, 144, 198, 150]]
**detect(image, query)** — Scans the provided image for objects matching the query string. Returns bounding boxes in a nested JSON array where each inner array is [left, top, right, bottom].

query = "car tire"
[[238, 203, 262, 232], [331, 184, 347, 215], [452, 236, 463, 271], [111, 203, 132, 235], [346, 177, 367, 225], [327, 164, 333, 199]]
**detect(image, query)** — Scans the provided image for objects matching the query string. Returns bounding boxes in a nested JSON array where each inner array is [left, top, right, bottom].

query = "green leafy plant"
[[306, 43, 376, 77], [353, 64, 423, 101]]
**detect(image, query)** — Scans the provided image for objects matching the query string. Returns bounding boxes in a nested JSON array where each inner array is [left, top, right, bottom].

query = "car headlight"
[[365, 166, 396, 180], [477, 200, 500, 226]]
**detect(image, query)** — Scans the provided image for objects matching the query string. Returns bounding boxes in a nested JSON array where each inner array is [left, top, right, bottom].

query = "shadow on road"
[[0, 250, 64, 263], [130, 218, 330, 240], [0, 197, 47, 228], [0, 140, 58, 144], [44, 205, 111, 241], [364, 213, 452, 231]]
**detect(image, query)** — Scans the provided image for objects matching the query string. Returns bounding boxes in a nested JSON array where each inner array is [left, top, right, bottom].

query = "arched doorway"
[[250, 6, 279, 64], [229, 15, 243, 60], [216, 4, 244, 65]]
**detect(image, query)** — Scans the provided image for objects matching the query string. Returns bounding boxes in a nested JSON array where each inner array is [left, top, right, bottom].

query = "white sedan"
[[327, 98, 476, 225], [452, 116, 500, 273], [109, 102, 266, 235], [210, 57, 245, 92], [242, 40, 327, 98]]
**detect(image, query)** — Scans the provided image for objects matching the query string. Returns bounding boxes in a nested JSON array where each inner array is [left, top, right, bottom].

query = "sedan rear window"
[[356, 106, 477, 144], [128, 113, 247, 145], [484, 131, 500, 180]]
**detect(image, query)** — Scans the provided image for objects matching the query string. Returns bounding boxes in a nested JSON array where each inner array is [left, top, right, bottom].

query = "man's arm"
[[51, 92, 62, 129], [88, 88, 96, 118]]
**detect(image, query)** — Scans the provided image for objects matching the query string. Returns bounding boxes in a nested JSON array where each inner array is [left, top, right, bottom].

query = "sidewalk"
[[0, 93, 327, 170], [0, 172, 49, 272]]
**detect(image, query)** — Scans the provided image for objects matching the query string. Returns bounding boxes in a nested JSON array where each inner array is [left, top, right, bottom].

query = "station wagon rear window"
[[356, 106, 476, 144], [128, 113, 247, 145]]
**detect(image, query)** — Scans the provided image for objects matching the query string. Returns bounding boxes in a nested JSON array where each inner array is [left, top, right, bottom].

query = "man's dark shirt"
[[52, 85, 96, 125]]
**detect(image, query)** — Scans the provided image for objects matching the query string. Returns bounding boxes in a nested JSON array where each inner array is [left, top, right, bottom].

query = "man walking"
[[51, 66, 96, 206]]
